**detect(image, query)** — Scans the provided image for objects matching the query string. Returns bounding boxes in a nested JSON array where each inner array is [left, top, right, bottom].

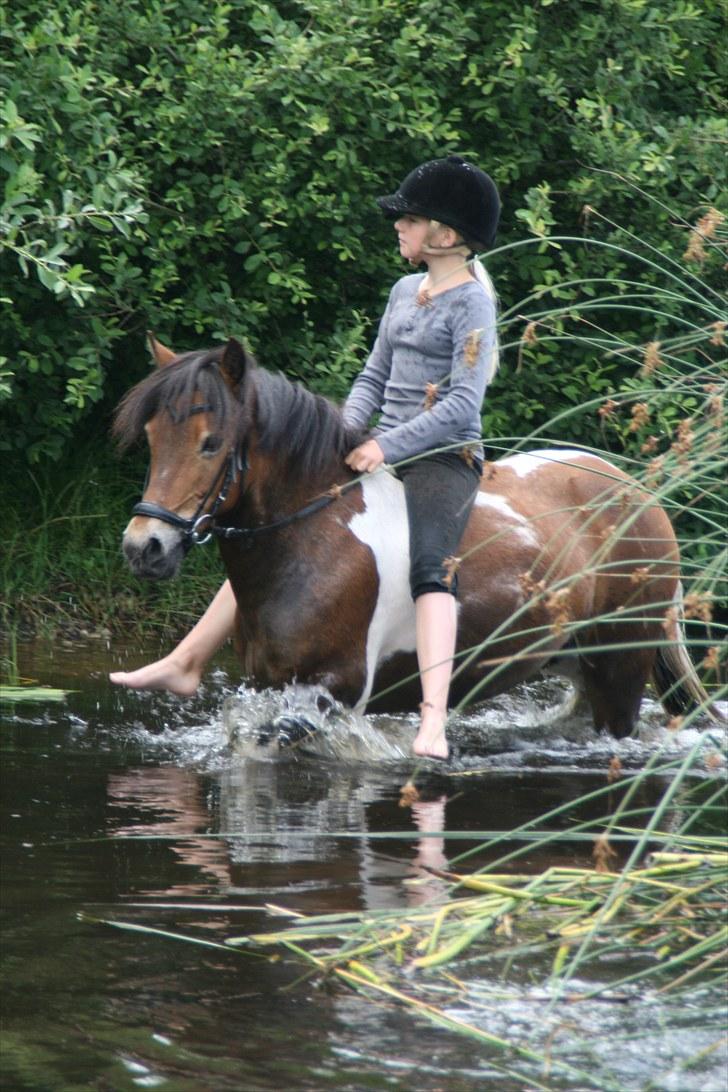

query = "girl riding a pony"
[[111, 155, 501, 761]]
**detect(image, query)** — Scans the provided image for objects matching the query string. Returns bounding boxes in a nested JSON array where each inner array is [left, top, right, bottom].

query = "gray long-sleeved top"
[[342, 273, 495, 465]]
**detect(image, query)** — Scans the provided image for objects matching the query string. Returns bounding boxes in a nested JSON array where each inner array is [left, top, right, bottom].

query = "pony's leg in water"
[[413, 591, 457, 760], [109, 580, 236, 695]]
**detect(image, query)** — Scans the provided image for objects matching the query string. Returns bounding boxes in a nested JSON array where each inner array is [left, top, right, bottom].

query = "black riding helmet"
[[376, 155, 500, 251]]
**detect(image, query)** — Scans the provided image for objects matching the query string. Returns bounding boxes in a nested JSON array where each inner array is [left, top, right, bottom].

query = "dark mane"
[[254, 368, 363, 476], [114, 346, 364, 479]]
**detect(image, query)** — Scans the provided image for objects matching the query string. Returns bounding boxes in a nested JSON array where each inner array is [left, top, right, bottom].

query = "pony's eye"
[[200, 433, 222, 456]]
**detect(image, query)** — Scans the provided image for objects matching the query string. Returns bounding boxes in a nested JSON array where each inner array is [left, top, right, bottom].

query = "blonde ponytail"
[[470, 258, 500, 381]]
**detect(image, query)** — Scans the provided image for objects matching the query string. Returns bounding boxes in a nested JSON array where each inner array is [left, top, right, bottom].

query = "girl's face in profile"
[[394, 215, 455, 266], [393, 214, 432, 265]]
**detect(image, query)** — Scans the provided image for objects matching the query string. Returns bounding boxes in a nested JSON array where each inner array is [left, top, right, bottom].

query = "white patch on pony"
[[347, 471, 416, 709], [474, 492, 540, 548], [503, 449, 591, 478]]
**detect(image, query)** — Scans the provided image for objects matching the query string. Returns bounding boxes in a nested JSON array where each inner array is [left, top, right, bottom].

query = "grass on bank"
[[1, 444, 225, 643]]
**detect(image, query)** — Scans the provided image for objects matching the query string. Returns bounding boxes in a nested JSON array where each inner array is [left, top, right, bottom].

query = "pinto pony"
[[114, 337, 710, 738]]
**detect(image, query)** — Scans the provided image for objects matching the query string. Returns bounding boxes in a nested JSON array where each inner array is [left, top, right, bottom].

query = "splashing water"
[[222, 683, 415, 763], [215, 678, 725, 775]]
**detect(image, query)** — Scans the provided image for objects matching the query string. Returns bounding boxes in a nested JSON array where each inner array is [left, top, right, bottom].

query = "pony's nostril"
[[144, 536, 164, 560], [122, 534, 170, 574]]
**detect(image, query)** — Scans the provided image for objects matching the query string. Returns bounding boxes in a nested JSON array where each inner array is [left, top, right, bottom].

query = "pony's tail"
[[470, 258, 500, 383], [650, 584, 723, 721]]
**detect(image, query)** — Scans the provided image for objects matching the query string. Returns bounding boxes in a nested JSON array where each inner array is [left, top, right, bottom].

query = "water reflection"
[[105, 761, 453, 915], [108, 767, 231, 894], [102, 751, 687, 927]]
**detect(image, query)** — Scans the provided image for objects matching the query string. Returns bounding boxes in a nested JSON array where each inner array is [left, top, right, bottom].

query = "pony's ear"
[[220, 337, 251, 390], [148, 332, 177, 368]]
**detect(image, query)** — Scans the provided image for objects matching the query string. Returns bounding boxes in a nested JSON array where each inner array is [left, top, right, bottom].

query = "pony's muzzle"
[[122, 518, 187, 580]]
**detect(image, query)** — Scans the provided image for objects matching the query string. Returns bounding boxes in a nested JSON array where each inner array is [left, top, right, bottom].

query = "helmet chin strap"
[[420, 241, 473, 258], [420, 219, 474, 259]]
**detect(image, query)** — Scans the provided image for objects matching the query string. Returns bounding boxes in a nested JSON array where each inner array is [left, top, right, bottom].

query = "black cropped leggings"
[[396, 451, 482, 600]]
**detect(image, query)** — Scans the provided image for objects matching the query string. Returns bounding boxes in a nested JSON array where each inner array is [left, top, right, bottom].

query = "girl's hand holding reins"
[[345, 439, 385, 474]]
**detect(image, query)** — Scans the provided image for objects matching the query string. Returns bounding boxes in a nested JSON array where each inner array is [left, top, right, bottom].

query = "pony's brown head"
[[115, 336, 255, 580]]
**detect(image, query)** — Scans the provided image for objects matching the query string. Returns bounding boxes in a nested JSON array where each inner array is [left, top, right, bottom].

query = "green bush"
[[1, 0, 724, 465]]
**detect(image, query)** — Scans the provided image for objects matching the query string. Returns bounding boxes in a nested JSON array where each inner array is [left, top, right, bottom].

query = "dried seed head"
[[629, 402, 650, 432], [545, 587, 572, 635], [684, 235, 706, 264], [645, 455, 664, 488], [496, 913, 514, 939], [516, 320, 539, 373], [666, 714, 684, 733], [702, 646, 721, 673], [598, 398, 618, 420], [442, 555, 461, 589], [630, 566, 653, 586], [683, 207, 725, 264], [671, 417, 694, 459], [607, 756, 623, 784], [519, 571, 545, 599], [459, 445, 477, 468], [641, 435, 659, 455], [522, 321, 539, 346], [399, 781, 420, 808], [698, 207, 725, 237], [709, 320, 726, 347], [642, 341, 663, 376], [423, 381, 439, 410], [593, 835, 618, 873], [481, 461, 497, 480], [683, 591, 713, 623], [707, 393, 724, 432], [463, 328, 483, 367]]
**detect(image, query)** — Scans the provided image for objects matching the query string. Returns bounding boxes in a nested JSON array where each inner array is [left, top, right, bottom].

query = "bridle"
[[130, 405, 345, 548], [132, 445, 248, 547]]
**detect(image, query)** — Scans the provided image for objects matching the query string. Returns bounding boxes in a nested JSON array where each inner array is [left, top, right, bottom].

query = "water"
[[1, 638, 726, 1091]]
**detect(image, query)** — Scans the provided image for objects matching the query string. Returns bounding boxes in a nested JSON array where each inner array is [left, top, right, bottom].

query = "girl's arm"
[[342, 288, 396, 429]]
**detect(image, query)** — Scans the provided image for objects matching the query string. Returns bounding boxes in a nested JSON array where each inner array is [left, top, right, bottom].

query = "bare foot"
[[109, 654, 201, 696], [413, 704, 449, 760]]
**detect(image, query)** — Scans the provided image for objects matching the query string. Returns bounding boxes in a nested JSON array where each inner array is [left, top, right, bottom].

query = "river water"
[[1, 638, 726, 1091]]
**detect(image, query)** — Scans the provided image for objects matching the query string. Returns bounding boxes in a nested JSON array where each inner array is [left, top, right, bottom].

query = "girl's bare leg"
[[109, 580, 237, 695], [413, 591, 456, 760]]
